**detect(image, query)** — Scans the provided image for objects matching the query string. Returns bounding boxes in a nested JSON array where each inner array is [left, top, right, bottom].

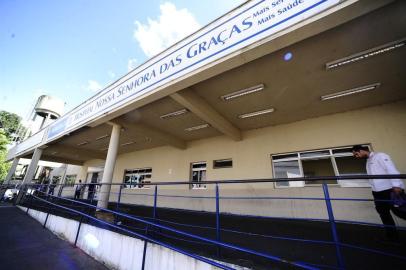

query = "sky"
[[0, 0, 245, 121]]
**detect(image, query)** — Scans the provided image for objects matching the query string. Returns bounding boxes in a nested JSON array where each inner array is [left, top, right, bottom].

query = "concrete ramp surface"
[[0, 203, 108, 270]]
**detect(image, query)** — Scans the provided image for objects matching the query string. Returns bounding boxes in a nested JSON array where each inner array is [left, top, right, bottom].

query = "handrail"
[[7, 174, 406, 270], [6, 174, 404, 188], [25, 190, 317, 270], [28, 194, 237, 270]]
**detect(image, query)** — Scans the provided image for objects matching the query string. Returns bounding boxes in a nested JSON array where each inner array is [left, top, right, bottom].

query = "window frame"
[[271, 145, 371, 188], [190, 161, 207, 189], [213, 158, 233, 169], [64, 174, 77, 187], [123, 167, 152, 189]]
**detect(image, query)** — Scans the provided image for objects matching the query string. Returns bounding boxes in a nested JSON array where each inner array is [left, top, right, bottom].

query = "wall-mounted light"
[[160, 108, 188, 119], [220, 84, 265, 101], [185, 124, 210, 132], [326, 38, 405, 70], [238, 108, 275, 119], [321, 83, 380, 101]]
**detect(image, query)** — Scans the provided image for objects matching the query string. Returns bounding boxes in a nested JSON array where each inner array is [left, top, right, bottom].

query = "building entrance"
[[87, 172, 99, 200]]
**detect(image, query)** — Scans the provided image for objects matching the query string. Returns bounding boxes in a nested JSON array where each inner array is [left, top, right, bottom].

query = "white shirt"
[[366, 152, 405, 192]]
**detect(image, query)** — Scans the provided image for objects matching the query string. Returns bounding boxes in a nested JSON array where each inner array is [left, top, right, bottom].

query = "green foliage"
[[0, 129, 10, 182], [0, 110, 27, 141]]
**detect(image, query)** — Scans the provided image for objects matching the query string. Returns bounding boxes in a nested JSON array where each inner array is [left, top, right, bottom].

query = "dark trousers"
[[372, 189, 406, 239]]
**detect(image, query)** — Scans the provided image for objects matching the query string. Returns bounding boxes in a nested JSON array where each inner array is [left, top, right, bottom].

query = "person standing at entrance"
[[352, 145, 406, 242], [74, 179, 83, 199]]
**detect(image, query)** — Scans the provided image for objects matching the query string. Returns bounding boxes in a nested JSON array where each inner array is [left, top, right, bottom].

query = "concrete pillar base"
[[95, 211, 115, 223]]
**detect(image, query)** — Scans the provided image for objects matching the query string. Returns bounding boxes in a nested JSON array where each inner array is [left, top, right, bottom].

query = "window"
[[213, 159, 233, 169], [64, 175, 77, 186], [190, 162, 206, 189], [272, 145, 370, 188], [51, 175, 61, 184], [123, 168, 152, 189]]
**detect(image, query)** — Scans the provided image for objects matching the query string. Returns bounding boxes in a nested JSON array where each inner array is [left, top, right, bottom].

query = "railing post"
[[74, 199, 88, 248], [322, 183, 345, 269], [75, 185, 94, 247], [58, 184, 64, 197], [153, 185, 158, 221], [74, 214, 83, 247], [114, 184, 123, 224], [19, 185, 26, 205], [216, 184, 221, 257], [26, 188, 33, 214], [141, 185, 158, 270], [43, 193, 52, 228]]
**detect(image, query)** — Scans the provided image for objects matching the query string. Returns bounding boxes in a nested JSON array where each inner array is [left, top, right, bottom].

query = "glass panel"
[[192, 162, 206, 169], [65, 175, 76, 186], [123, 168, 152, 188], [302, 158, 336, 184], [274, 160, 303, 187], [335, 156, 370, 187], [191, 162, 207, 188], [272, 153, 298, 161], [213, 159, 232, 168], [300, 150, 330, 158], [332, 147, 353, 155]]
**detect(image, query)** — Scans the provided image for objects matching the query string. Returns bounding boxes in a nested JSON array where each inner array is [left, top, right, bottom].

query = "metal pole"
[[153, 185, 158, 221], [216, 184, 221, 257], [74, 202, 89, 247], [19, 185, 27, 205], [141, 185, 158, 270], [322, 183, 345, 269], [58, 185, 64, 197], [26, 188, 33, 214], [75, 187, 94, 247], [114, 184, 123, 224], [43, 193, 52, 228]]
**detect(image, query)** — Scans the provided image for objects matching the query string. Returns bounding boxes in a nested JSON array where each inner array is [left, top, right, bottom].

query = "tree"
[[0, 129, 10, 182], [0, 110, 27, 183], [0, 110, 27, 141]]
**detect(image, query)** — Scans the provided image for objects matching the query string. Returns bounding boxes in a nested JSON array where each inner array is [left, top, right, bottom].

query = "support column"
[[15, 148, 43, 203], [97, 123, 120, 210], [4, 157, 20, 185], [56, 164, 68, 196], [0, 157, 20, 199], [22, 148, 43, 185]]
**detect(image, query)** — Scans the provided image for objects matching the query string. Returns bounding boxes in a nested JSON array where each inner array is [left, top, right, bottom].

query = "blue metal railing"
[[4, 174, 406, 270]]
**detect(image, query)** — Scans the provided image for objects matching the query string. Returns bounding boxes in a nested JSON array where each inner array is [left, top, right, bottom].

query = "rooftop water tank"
[[34, 95, 65, 119]]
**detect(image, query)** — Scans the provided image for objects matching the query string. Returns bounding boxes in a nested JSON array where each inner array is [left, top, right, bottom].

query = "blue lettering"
[[187, 43, 198, 58]]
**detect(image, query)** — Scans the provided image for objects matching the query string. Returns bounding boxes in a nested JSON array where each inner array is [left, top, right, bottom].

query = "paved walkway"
[[0, 203, 109, 270]]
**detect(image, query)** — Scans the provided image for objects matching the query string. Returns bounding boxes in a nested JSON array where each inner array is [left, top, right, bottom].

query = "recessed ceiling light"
[[321, 83, 380, 101], [77, 141, 89, 146], [160, 108, 188, 119], [95, 134, 109, 141], [326, 38, 405, 70], [121, 141, 136, 146], [238, 108, 275, 119], [220, 84, 265, 101], [51, 151, 58, 155], [185, 124, 210, 131]]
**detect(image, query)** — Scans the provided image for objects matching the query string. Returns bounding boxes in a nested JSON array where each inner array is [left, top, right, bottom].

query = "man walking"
[[352, 145, 406, 242]]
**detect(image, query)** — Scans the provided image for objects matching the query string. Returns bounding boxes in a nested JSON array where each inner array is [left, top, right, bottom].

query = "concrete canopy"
[[19, 0, 406, 164]]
